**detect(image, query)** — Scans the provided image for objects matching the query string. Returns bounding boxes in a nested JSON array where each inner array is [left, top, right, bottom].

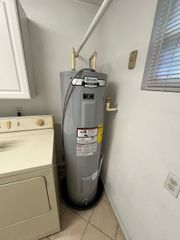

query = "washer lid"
[[0, 129, 54, 178]]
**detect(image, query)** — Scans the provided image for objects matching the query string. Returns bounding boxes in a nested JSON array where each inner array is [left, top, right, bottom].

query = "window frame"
[[141, 0, 180, 93]]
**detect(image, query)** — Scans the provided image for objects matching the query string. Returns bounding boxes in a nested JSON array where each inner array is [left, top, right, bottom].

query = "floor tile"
[[74, 207, 94, 221], [49, 208, 87, 240], [115, 226, 126, 240], [83, 224, 110, 240], [90, 199, 118, 239]]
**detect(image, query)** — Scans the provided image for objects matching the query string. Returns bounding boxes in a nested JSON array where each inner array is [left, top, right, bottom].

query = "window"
[[142, 0, 180, 92]]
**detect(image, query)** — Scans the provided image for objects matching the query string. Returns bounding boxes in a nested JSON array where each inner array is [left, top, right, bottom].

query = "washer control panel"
[[0, 115, 53, 133]]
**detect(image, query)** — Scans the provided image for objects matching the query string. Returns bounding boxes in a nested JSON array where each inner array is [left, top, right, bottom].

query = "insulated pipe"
[[89, 51, 97, 70], [72, 48, 76, 71], [76, 0, 113, 56]]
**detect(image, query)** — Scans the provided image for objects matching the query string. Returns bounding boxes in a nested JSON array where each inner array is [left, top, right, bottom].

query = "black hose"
[[61, 68, 95, 148]]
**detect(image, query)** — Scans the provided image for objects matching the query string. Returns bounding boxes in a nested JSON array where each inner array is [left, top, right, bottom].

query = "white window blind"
[[142, 0, 180, 92]]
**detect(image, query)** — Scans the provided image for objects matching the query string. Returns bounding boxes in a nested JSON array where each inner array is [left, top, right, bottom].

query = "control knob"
[[37, 119, 45, 126]]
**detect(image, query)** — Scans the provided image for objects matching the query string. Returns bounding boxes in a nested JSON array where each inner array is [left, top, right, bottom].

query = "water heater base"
[[61, 177, 104, 210]]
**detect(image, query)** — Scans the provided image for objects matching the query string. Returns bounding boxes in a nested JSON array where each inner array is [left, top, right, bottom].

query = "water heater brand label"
[[84, 77, 99, 88], [83, 93, 94, 99], [77, 127, 98, 156]]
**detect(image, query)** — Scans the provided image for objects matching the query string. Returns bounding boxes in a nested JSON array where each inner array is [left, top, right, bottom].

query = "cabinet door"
[[0, 0, 31, 99]]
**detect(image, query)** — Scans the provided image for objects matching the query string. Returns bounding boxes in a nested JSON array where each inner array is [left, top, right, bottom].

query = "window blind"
[[142, 0, 180, 91]]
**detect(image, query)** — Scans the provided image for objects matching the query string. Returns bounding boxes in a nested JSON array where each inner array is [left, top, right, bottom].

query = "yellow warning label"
[[98, 124, 104, 144]]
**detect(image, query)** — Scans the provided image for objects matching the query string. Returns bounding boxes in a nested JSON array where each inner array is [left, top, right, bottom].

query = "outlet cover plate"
[[164, 172, 180, 198]]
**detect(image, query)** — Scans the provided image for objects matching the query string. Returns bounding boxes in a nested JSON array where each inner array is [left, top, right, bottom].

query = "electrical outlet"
[[16, 107, 23, 116], [164, 172, 180, 198]]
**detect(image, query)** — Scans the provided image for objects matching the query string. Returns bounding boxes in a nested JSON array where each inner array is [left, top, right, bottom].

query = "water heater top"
[[60, 70, 107, 88], [60, 70, 107, 81]]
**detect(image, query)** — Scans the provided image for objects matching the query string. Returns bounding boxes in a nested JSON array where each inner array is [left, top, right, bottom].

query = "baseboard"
[[103, 182, 131, 240]]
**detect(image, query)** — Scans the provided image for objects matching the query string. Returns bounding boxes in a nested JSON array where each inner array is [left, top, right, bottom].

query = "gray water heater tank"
[[60, 69, 107, 207]]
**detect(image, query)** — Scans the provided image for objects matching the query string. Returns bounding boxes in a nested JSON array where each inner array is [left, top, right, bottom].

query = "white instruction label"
[[77, 136, 97, 144], [76, 127, 98, 156], [77, 142, 97, 156], [77, 128, 98, 138]]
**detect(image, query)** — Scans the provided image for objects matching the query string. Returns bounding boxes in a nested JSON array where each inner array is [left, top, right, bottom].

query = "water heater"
[[60, 69, 107, 208]]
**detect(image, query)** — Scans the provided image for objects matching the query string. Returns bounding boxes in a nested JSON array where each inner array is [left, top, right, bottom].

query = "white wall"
[[0, 0, 99, 161], [97, 0, 180, 240]]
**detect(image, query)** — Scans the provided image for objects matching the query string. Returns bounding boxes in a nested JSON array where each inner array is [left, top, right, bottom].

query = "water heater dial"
[[37, 119, 45, 126]]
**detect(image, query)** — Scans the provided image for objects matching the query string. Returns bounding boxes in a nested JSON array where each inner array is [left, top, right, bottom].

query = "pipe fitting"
[[105, 96, 118, 112], [89, 51, 97, 70], [71, 48, 78, 71]]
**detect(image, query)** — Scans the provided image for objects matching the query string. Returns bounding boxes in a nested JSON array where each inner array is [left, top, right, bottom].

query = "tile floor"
[[42, 192, 126, 240]]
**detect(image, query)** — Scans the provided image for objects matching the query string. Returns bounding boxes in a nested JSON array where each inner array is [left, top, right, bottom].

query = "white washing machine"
[[0, 115, 60, 240]]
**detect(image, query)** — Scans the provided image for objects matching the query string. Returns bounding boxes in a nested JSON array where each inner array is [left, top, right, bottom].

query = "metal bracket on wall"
[[128, 50, 138, 70]]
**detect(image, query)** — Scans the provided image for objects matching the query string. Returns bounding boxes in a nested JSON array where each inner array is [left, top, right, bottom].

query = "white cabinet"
[[0, 0, 35, 99]]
